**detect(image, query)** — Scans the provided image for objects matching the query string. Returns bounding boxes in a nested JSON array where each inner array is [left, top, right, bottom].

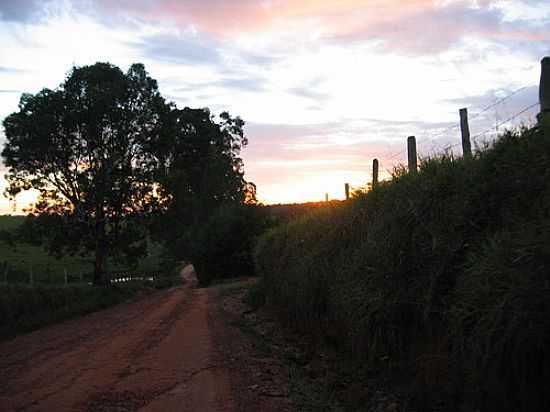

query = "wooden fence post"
[[459, 108, 472, 158], [407, 136, 417, 173], [325, 193, 329, 202], [372, 158, 379, 188], [539, 56, 550, 122], [345, 183, 350, 200]]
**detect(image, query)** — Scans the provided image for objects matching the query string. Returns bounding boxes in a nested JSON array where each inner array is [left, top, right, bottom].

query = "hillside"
[[254, 122, 550, 412]]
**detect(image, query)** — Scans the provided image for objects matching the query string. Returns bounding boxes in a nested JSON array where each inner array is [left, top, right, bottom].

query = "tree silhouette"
[[2, 62, 168, 285], [153, 107, 255, 268]]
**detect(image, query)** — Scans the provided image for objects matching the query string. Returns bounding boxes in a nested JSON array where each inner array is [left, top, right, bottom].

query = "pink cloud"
[[92, 0, 549, 55]]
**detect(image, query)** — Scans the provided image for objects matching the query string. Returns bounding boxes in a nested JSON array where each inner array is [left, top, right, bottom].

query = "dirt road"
[[0, 266, 239, 412]]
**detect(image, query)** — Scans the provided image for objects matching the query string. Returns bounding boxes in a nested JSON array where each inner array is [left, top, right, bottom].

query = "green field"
[[0, 215, 165, 284]]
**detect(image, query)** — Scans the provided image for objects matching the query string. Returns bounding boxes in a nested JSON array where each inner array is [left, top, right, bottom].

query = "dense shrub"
[[254, 123, 550, 411], [183, 204, 272, 286]]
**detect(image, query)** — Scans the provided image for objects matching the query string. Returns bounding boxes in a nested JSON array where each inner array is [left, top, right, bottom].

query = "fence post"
[[539, 56, 550, 123], [459, 108, 472, 158], [407, 136, 417, 173], [325, 193, 329, 202], [372, 158, 379, 188], [345, 183, 350, 200]]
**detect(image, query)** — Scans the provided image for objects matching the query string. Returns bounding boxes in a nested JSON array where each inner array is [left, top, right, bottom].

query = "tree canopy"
[[2, 62, 254, 285]]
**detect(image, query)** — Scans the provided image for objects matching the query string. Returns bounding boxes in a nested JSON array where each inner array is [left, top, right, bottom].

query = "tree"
[[152, 107, 258, 283], [1, 62, 168, 285], [155, 107, 251, 228], [160, 107, 248, 220]]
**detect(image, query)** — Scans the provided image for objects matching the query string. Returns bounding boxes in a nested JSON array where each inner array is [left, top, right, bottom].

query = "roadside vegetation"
[[253, 121, 550, 412], [0, 281, 147, 340], [1, 215, 167, 284]]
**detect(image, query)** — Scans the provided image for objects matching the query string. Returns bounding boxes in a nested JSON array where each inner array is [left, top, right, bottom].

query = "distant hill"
[[264, 200, 344, 224]]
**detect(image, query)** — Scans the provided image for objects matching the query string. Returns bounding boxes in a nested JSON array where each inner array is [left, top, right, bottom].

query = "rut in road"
[[0, 266, 236, 412]]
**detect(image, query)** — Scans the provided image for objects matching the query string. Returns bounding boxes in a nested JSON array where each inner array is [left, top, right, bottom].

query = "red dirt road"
[[0, 266, 238, 412]]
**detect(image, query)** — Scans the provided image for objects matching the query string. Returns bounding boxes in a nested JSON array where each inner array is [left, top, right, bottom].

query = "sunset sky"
[[0, 0, 548, 213]]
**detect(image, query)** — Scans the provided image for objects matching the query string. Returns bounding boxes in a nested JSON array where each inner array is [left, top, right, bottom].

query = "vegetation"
[[152, 107, 257, 285], [0, 215, 166, 284], [180, 203, 272, 285], [2, 63, 168, 285], [0, 281, 161, 340], [0, 61, 256, 337], [1, 61, 256, 287], [254, 122, 550, 411]]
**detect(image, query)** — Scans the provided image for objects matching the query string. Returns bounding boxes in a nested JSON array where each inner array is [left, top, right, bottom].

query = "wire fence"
[[343, 84, 541, 198], [383, 85, 538, 165]]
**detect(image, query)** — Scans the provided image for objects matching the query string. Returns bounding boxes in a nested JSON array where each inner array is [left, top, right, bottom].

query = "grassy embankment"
[[254, 123, 550, 411], [0, 216, 181, 339]]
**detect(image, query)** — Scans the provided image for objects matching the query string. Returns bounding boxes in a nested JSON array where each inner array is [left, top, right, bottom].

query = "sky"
[[0, 0, 549, 213]]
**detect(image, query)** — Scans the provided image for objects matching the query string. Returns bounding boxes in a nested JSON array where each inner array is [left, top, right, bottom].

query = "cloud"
[[132, 32, 221, 66], [447, 85, 538, 113], [0, 0, 43, 22], [174, 76, 267, 94], [287, 76, 330, 102], [76, 0, 548, 56], [322, 2, 550, 55], [0, 66, 26, 74], [7, 0, 547, 60], [446, 85, 540, 141]]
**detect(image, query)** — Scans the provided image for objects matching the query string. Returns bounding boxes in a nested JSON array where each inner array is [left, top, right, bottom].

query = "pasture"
[[0, 215, 164, 284]]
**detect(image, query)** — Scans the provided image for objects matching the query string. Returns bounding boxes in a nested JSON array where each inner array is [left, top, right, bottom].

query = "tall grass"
[[0, 282, 146, 339], [254, 123, 550, 411]]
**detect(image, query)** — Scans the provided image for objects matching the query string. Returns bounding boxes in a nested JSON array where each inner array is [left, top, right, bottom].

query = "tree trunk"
[[93, 211, 109, 286], [93, 240, 109, 286]]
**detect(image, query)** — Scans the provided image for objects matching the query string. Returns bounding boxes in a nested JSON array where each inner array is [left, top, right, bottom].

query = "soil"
[[0, 266, 291, 412]]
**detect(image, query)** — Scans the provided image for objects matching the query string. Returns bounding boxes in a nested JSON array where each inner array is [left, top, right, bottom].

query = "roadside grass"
[[0, 281, 151, 340], [254, 123, 550, 411]]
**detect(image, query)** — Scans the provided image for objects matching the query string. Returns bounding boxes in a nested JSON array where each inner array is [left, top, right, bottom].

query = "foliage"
[[179, 203, 272, 286], [255, 123, 550, 411], [156, 108, 251, 227], [1, 62, 168, 284], [0, 216, 167, 285], [151, 107, 257, 283], [1, 62, 258, 286]]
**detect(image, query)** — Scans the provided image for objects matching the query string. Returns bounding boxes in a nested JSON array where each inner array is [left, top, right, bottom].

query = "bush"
[[254, 123, 550, 411], [183, 203, 272, 286]]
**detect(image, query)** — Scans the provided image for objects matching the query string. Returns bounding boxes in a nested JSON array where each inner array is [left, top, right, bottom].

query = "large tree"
[[157, 107, 251, 226], [1, 62, 168, 285], [152, 107, 258, 283]]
